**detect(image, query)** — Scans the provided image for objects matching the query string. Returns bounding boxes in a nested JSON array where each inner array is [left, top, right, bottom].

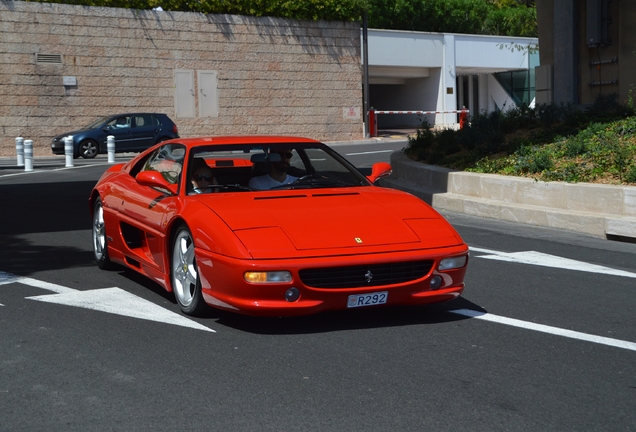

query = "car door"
[[103, 115, 135, 152], [111, 144, 185, 271], [131, 114, 160, 151]]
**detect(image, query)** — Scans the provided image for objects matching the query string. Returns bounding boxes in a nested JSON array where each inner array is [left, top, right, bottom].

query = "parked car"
[[89, 136, 469, 316], [51, 113, 179, 159]]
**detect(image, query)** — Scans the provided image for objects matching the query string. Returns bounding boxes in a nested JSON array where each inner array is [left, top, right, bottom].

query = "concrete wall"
[[0, 1, 362, 156], [383, 151, 636, 239]]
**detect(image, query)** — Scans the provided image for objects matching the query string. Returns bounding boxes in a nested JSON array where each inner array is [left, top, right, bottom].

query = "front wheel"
[[92, 197, 112, 269], [171, 224, 207, 316], [79, 139, 98, 159]]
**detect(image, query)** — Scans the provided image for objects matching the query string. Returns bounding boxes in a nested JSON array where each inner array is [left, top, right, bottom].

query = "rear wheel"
[[92, 197, 112, 269], [79, 139, 98, 158], [171, 224, 207, 315]]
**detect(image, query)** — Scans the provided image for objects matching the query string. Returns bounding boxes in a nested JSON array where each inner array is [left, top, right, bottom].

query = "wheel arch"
[[163, 216, 189, 290], [88, 189, 101, 217]]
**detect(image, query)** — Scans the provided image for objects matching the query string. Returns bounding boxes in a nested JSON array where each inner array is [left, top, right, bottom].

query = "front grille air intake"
[[299, 260, 434, 289]]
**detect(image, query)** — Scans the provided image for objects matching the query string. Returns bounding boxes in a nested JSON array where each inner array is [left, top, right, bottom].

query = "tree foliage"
[[23, 0, 537, 36]]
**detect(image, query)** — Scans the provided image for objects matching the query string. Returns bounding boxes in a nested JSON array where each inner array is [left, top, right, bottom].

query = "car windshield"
[[83, 116, 112, 130], [186, 143, 371, 194]]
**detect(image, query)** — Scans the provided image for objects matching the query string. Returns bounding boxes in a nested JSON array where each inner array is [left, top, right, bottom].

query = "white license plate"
[[347, 291, 388, 308]]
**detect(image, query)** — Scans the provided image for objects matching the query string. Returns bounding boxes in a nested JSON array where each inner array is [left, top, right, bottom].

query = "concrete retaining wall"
[[382, 151, 636, 239], [0, 1, 362, 156]]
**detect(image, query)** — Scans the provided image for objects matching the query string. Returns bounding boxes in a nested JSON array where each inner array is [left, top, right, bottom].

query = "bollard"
[[64, 136, 74, 167], [107, 135, 115, 163], [368, 108, 377, 137], [459, 107, 468, 130], [24, 139, 33, 172], [15, 137, 24, 167]]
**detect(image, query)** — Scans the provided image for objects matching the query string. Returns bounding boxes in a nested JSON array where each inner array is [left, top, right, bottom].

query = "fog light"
[[430, 275, 443, 290], [285, 287, 300, 302]]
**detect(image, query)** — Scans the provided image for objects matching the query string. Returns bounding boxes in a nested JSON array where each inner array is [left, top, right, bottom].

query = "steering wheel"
[[293, 174, 324, 183]]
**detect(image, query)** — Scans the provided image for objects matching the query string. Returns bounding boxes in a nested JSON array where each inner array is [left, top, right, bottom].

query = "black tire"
[[79, 139, 99, 159], [171, 224, 207, 316], [92, 197, 112, 270]]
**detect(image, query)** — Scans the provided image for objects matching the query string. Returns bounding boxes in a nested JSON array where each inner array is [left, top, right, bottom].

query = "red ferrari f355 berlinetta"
[[90, 136, 469, 316]]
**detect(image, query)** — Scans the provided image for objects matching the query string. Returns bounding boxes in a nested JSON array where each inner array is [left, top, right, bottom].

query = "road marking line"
[[28, 288, 214, 333], [1, 270, 214, 332], [451, 308, 636, 352], [0, 163, 111, 178], [345, 150, 395, 156], [52, 163, 107, 172], [471, 247, 636, 279]]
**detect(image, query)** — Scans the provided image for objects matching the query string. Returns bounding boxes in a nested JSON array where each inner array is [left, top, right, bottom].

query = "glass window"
[[106, 115, 132, 129], [186, 143, 369, 193], [133, 114, 154, 128], [142, 144, 186, 185]]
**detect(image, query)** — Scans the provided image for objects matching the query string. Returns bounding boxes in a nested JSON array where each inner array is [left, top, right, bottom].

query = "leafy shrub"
[[406, 95, 636, 184], [626, 166, 636, 184]]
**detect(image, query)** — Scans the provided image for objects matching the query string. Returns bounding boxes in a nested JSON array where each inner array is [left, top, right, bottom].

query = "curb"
[[381, 151, 636, 240]]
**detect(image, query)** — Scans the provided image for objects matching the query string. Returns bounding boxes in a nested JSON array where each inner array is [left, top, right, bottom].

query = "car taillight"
[[173, 124, 178, 133]]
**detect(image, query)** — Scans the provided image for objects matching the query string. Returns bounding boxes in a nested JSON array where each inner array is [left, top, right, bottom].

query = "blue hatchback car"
[[51, 113, 179, 158]]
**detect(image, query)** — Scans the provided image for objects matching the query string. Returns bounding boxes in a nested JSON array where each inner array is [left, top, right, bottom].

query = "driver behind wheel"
[[248, 150, 298, 190], [190, 159, 218, 194]]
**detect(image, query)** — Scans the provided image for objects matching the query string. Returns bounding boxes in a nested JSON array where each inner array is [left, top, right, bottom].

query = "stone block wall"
[[0, 1, 362, 156]]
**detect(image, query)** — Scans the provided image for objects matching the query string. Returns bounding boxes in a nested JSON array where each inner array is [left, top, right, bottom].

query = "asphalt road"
[[1, 145, 635, 431]]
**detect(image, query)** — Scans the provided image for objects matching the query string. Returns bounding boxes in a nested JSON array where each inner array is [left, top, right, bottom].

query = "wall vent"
[[36, 53, 63, 64]]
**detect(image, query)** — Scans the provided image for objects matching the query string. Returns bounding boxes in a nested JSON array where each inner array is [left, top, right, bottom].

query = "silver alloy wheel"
[[93, 200, 106, 261], [172, 229, 198, 308], [80, 140, 98, 158]]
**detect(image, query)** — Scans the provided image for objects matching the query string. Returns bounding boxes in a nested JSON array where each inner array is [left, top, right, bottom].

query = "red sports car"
[[90, 136, 469, 316]]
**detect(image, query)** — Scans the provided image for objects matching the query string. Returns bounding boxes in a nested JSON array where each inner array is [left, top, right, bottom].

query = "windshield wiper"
[[193, 184, 254, 193], [270, 174, 357, 190]]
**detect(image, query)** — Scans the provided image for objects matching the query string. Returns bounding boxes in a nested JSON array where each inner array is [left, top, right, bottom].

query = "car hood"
[[52, 129, 91, 140], [200, 188, 464, 259]]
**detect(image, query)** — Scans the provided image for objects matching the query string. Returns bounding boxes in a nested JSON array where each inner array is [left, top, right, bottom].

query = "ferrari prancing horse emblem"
[[365, 270, 373, 283], [355, 237, 362, 244]]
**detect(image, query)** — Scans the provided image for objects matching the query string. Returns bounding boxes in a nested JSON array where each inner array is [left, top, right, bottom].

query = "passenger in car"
[[190, 159, 218, 194], [248, 150, 298, 190]]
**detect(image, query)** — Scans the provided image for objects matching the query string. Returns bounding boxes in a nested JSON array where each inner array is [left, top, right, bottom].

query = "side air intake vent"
[[36, 53, 63, 64]]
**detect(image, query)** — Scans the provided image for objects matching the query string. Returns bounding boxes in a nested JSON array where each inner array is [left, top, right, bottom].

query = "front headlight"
[[438, 255, 468, 271], [244, 271, 292, 284]]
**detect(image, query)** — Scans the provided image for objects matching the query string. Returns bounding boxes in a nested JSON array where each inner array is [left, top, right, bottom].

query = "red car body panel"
[[90, 136, 469, 316]]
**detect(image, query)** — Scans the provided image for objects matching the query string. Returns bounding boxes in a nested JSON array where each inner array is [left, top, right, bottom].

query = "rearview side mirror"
[[367, 162, 392, 185], [136, 171, 178, 195]]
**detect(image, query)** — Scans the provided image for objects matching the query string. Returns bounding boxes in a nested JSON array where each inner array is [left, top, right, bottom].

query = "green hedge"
[[404, 94, 636, 184], [24, 0, 537, 36]]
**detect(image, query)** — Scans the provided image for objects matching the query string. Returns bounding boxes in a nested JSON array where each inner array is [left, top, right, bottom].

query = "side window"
[[106, 115, 132, 129], [142, 144, 186, 185], [150, 115, 161, 126], [134, 114, 153, 128]]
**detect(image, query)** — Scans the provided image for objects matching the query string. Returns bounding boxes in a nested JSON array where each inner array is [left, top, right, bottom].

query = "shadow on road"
[[0, 176, 100, 275], [203, 296, 486, 335]]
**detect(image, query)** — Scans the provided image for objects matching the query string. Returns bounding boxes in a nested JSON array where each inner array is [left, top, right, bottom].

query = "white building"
[[365, 29, 539, 130]]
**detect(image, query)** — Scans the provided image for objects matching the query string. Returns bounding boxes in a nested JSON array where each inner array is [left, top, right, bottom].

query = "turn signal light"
[[244, 271, 292, 284]]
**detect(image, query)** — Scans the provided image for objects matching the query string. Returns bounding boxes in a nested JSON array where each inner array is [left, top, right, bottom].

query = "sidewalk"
[[381, 151, 636, 241]]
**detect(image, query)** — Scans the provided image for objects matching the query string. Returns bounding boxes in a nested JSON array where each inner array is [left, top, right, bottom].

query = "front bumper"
[[195, 246, 468, 316], [51, 139, 69, 155]]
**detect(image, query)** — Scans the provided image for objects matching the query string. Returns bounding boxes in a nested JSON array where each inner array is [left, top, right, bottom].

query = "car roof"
[[170, 135, 322, 147], [104, 113, 169, 117]]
